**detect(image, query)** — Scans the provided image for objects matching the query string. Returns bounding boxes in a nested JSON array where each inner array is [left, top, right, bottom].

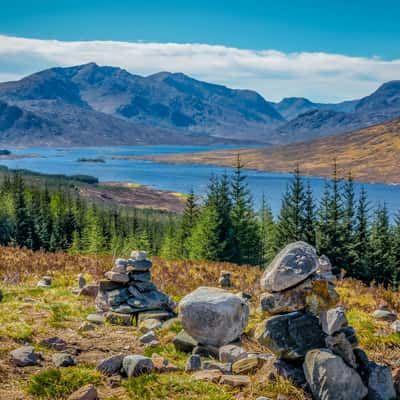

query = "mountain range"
[[0, 63, 399, 146]]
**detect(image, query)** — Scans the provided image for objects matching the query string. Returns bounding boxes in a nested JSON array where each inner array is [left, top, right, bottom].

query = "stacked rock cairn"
[[95, 250, 176, 324], [256, 241, 396, 400]]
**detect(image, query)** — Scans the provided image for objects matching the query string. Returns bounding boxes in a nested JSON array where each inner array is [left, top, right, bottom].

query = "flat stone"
[[115, 258, 128, 268], [367, 362, 396, 400], [10, 346, 42, 367], [78, 284, 99, 297], [139, 318, 163, 333], [373, 309, 397, 321], [40, 336, 67, 350], [129, 271, 151, 282], [86, 313, 105, 325], [219, 344, 247, 363], [112, 304, 136, 314], [107, 288, 130, 306], [191, 369, 223, 383], [179, 287, 249, 347], [67, 384, 97, 400], [112, 265, 127, 274], [185, 354, 202, 372], [137, 311, 173, 323], [192, 344, 219, 359], [203, 361, 231, 374], [99, 280, 126, 291], [131, 280, 157, 292], [173, 330, 198, 353], [260, 278, 313, 314], [78, 322, 95, 332], [127, 259, 152, 272], [232, 356, 261, 374], [255, 312, 325, 361], [139, 331, 157, 344], [261, 242, 318, 292], [130, 250, 148, 260], [105, 271, 129, 283], [320, 307, 348, 335], [53, 353, 76, 367], [325, 332, 357, 368], [122, 355, 154, 377], [151, 353, 179, 372], [220, 374, 251, 387], [303, 349, 368, 400], [105, 311, 133, 326], [96, 354, 124, 375], [318, 255, 333, 273]]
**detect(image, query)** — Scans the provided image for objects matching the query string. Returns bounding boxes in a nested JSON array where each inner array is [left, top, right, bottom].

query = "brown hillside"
[[142, 118, 400, 184]]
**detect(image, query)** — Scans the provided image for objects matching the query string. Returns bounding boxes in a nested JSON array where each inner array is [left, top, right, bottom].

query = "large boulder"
[[261, 242, 318, 292], [303, 349, 368, 400], [122, 355, 154, 377], [179, 287, 249, 347], [255, 312, 325, 361]]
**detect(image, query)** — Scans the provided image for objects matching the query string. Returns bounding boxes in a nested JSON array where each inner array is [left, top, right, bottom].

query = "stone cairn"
[[256, 241, 396, 400], [95, 250, 176, 324]]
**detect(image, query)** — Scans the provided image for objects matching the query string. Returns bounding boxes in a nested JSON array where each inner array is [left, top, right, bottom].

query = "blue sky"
[[0, 0, 399, 101]]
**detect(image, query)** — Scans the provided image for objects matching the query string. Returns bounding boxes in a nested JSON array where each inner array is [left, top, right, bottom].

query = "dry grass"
[[1, 247, 400, 399]]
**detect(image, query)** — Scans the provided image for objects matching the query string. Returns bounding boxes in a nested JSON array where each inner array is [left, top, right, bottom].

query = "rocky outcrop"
[[95, 250, 175, 323], [179, 287, 249, 347]]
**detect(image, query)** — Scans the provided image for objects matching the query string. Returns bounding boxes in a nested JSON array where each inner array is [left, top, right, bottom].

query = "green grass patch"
[[26, 366, 101, 399], [143, 344, 187, 369], [123, 373, 233, 400]]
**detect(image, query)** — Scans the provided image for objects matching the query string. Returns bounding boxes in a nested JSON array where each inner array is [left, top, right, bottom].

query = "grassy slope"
[[1, 247, 400, 399], [140, 118, 400, 184]]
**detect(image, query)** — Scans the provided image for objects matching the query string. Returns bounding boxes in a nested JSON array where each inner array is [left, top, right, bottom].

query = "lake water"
[[1, 145, 400, 219]]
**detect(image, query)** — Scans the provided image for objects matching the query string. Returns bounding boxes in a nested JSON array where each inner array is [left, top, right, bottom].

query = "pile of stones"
[[95, 250, 176, 324], [255, 241, 396, 400]]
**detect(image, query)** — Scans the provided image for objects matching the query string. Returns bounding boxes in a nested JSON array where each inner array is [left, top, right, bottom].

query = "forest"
[[0, 157, 399, 287]]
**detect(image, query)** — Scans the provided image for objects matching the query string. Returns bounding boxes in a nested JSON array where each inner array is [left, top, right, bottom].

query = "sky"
[[0, 0, 399, 102]]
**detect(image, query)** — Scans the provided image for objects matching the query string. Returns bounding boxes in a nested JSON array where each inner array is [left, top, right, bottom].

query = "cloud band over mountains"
[[1, 35, 399, 102]]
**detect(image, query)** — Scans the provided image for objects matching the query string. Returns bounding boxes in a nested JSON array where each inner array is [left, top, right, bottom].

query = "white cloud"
[[0, 35, 399, 102]]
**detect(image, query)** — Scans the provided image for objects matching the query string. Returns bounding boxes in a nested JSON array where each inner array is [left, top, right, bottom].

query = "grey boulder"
[[96, 354, 124, 375], [179, 287, 249, 347], [255, 312, 325, 361], [303, 349, 368, 400], [53, 353, 76, 367], [366, 362, 396, 400], [261, 242, 318, 292], [122, 355, 154, 377], [320, 307, 348, 335], [10, 346, 42, 367]]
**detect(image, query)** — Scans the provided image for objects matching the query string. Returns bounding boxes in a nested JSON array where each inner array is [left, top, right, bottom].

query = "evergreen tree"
[[259, 194, 277, 266], [230, 155, 261, 265], [303, 181, 316, 246]]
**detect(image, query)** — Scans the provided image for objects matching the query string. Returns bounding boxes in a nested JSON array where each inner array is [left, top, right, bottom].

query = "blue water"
[[1, 145, 400, 219]]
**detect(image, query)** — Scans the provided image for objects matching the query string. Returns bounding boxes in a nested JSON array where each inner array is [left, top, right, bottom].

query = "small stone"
[[192, 344, 219, 359], [96, 354, 124, 375], [261, 242, 318, 292], [139, 331, 157, 344], [203, 361, 232, 374], [340, 325, 358, 347], [139, 318, 162, 333], [173, 330, 198, 353], [99, 280, 125, 291], [115, 258, 128, 267], [320, 306, 348, 335], [219, 344, 247, 363], [122, 355, 154, 377], [107, 374, 122, 388], [325, 332, 357, 368], [303, 349, 367, 400], [78, 284, 98, 297], [78, 322, 95, 332], [53, 353, 76, 367], [129, 271, 151, 282], [367, 362, 396, 400], [67, 384, 97, 400], [40, 336, 67, 350], [105, 271, 129, 283], [145, 339, 161, 348], [127, 259, 152, 272], [10, 346, 42, 367], [105, 311, 133, 326], [137, 311, 173, 323], [112, 304, 136, 314], [0, 289, 3, 302], [86, 313, 105, 325], [266, 358, 306, 386], [219, 271, 232, 288], [220, 374, 251, 387], [37, 276, 52, 288], [191, 369, 223, 383], [130, 250, 148, 260], [78, 274, 86, 289], [373, 307, 397, 321], [185, 355, 202, 372], [151, 353, 179, 372], [256, 398, 272, 400], [391, 320, 400, 333], [232, 356, 261, 374], [318, 255, 332, 273]]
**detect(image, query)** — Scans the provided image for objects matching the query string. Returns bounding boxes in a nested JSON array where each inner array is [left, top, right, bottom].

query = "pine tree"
[[178, 190, 199, 258], [303, 181, 316, 246], [230, 154, 261, 265], [276, 166, 306, 248], [259, 194, 277, 266]]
